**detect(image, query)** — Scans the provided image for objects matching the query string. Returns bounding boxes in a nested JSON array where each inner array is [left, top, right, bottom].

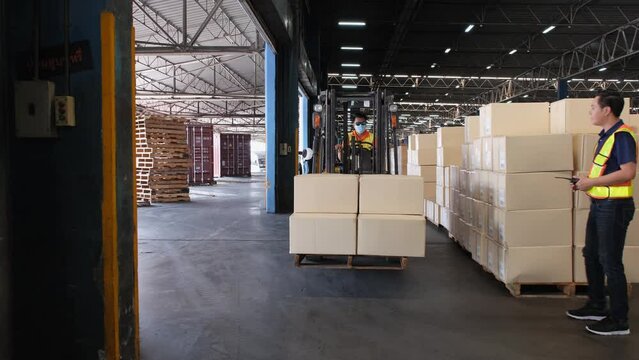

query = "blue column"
[[265, 43, 276, 213], [557, 79, 569, 100]]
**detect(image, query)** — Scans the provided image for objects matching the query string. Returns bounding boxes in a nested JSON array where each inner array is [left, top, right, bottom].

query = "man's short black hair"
[[596, 89, 625, 118], [353, 112, 367, 122]]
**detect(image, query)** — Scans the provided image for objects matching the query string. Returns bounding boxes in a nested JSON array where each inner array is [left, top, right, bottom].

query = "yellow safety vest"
[[348, 130, 375, 151], [587, 124, 638, 199]]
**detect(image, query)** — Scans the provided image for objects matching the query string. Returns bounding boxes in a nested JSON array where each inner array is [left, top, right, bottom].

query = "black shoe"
[[566, 303, 608, 321], [586, 317, 630, 336]]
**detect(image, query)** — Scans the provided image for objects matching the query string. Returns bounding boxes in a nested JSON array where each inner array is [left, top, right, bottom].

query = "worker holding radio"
[[566, 90, 637, 336]]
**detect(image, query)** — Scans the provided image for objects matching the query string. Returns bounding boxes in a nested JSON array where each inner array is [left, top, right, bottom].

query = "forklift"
[[308, 88, 400, 175]]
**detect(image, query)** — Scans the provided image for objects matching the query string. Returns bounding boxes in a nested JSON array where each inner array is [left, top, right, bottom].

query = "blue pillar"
[[557, 79, 569, 100], [265, 43, 276, 213], [299, 91, 309, 150]]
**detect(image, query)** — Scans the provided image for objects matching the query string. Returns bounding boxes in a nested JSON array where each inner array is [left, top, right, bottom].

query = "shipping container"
[[187, 124, 215, 185], [214, 133, 252, 177]]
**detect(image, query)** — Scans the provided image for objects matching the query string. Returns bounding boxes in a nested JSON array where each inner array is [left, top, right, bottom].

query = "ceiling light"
[[599, 67, 607, 72], [342, 76, 357, 79], [507, 100, 513, 103], [509, 49, 517, 55], [445, 93, 449, 96], [395, 75, 408, 78], [455, 85, 460, 89], [542, 25, 556, 34], [431, 63, 437, 68], [405, 92, 409, 95], [360, 74, 372, 77], [444, 48, 451, 54], [327, 73, 340, 76], [341, 46, 364, 51], [341, 63, 360, 67], [435, 99, 440, 102], [342, 73, 356, 77], [338, 21, 366, 26], [342, 85, 357, 89], [523, 94, 529, 98], [486, 65, 492, 70], [465, 24, 475, 33]]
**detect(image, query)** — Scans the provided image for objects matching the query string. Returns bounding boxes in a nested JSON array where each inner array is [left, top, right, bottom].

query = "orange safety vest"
[[587, 124, 638, 199], [347, 130, 375, 151]]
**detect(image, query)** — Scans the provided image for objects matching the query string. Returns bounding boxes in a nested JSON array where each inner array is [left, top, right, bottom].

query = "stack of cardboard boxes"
[[407, 134, 438, 223], [290, 174, 426, 257], [390, 143, 409, 175], [434, 127, 464, 230], [453, 103, 575, 285], [551, 98, 639, 283]]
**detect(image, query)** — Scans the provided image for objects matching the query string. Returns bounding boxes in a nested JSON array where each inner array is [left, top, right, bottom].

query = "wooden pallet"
[[504, 283, 576, 298], [293, 254, 408, 270]]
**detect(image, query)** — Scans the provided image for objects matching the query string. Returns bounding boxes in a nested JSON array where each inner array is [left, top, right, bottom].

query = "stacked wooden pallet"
[[136, 114, 190, 204]]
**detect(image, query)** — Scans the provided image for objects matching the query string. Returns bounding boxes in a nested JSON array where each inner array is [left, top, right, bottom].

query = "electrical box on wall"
[[54, 96, 76, 126], [14, 81, 57, 138]]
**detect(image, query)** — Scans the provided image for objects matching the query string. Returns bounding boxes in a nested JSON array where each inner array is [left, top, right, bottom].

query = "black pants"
[[584, 198, 635, 321]]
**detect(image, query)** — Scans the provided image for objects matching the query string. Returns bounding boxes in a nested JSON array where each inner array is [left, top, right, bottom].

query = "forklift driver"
[[336, 113, 375, 173]]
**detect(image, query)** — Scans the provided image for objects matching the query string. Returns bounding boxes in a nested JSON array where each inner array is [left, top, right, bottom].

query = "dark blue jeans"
[[584, 198, 635, 321]]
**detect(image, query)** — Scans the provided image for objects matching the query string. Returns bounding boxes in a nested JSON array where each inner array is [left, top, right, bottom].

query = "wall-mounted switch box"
[[14, 81, 57, 138], [54, 96, 76, 127]]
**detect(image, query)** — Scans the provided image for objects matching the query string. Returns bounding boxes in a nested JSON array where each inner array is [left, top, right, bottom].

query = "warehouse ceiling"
[[133, 0, 265, 134], [320, 0, 639, 123]]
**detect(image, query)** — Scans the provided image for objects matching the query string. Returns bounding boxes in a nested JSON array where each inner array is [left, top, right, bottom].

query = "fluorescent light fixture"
[[486, 65, 492, 70], [572, 78, 585, 81], [444, 48, 451, 53], [342, 85, 357, 89], [523, 94, 529, 98], [342, 73, 357, 77], [465, 24, 475, 33], [360, 73, 372, 77], [342, 76, 357, 79], [590, 88, 596, 91], [431, 63, 437, 68], [445, 93, 449, 96], [395, 75, 408, 78], [455, 85, 460, 89], [509, 49, 517, 55], [435, 99, 440, 102], [338, 21, 366, 26], [599, 67, 607, 72], [507, 100, 513, 103], [412, 84, 416, 87], [411, 75, 422, 78], [405, 92, 409, 95], [341, 46, 364, 50], [341, 63, 360, 67], [588, 78, 603, 82], [327, 73, 340, 76], [542, 25, 556, 34]]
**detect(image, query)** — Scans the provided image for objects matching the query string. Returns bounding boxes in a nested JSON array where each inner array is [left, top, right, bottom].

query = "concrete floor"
[[138, 177, 639, 360]]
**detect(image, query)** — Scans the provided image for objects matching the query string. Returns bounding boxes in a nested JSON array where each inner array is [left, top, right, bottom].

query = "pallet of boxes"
[[454, 103, 576, 297], [136, 113, 190, 204], [290, 174, 426, 269], [435, 127, 464, 233], [407, 134, 438, 225], [551, 98, 639, 294]]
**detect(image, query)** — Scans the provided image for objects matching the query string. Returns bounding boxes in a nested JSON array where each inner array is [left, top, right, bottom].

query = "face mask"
[[355, 124, 366, 134]]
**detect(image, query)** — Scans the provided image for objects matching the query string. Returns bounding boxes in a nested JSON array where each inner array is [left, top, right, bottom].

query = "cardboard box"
[[550, 98, 601, 134], [495, 209, 572, 247], [452, 189, 460, 214], [437, 146, 463, 167], [407, 164, 437, 182], [471, 139, 482, 170], [497, 245, 573, 284], [445, 186, 451, 208], [415, 134, 438, 149], [474, 199, 488, 233], [450, 166, 460, 190], [493, 134, 573, 173], [433, 203, 441, 225], [359, 175, 423, 215], [460, 170, 469, 195], [478, 171, 490, 203], [465, 115, 481, 144], [357, 215, 426, 257], [441, 206, 450, 230], [294, 174, 359, 213], [487, 172, 498, 206], [462, 144, 471, 170], [408, 134, 416, 150], [424, 182, 437, 201], [472, 230, 489, 267], [626, 114, 639, 130], [458, 220, 470, 247], [480, 102, 550, 137], [437, 126, 465, 148], [487, 238, 502, 276], [436, 166, 445, 186], [425, 200, 434, 222], [469, 228, 479, 256], [573, 134, 599, 171], [459, 194, 468, 221], [444, 167, 451, 188], [573, 171, 590, 209], [482, 137, 493, 171], [487, 205, 498, 240], [289, 213, 357, 255], [469, 171, 480, 200], [574, 209, 639, 247], [574, 245, 639, 283], [413, 148, 438, 166], [436, 185, 445, 207], [495, 172, 573, 210]]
